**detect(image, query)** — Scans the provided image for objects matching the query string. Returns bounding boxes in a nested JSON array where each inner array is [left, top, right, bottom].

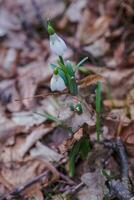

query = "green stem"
[[96, 81, 102, 141]]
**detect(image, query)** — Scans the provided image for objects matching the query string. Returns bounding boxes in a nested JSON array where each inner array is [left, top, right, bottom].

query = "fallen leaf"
[[78, 74, 104, 88], [19, 125, 55, 157], [77, 14, 111, 45], [30, 141, 62, 163], [84, 38, 110, 57], [77, 170, 106, 200]]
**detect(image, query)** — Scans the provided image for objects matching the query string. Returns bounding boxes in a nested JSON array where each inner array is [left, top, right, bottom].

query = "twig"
[[0, 161, 76, 200], [115, 137, 129, 180], [104, 137, 134, 200], [64, 182, 84, 196]]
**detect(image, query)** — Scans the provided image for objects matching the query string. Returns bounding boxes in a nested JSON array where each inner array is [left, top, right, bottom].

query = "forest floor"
[[0, 0, 134, 199]]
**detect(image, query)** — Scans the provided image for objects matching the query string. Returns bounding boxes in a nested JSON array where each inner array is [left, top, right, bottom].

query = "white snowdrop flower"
[[50, 33, 67, 56], [50, 74, 66, 92]]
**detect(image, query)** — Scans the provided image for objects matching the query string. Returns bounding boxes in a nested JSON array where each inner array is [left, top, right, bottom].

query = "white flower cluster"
[[48, 22, 67, 92], [49, 31, 68, 92]]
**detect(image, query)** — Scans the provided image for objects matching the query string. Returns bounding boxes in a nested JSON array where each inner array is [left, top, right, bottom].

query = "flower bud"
[[50, 74, 66, 92], [50, 33, 67, 56], [47, 23, 55, 35]]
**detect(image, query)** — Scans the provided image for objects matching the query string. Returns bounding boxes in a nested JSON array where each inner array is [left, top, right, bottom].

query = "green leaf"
[[66, 61, 75, 76], [96, 81, 102, 113], [50, 63, 58, 69], [78, 66, 91, 75], [76, 57, 88, 68], [34, 111, 63, 125], [69, 76, 78, 96], [79, 138, 91, 159], [69, 137, 91, 177], [95, 81, 102, 141], [69, 141, 81, 177], [58, 68, 68, 86]]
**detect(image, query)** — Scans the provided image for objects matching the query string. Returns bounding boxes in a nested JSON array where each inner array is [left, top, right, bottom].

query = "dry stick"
[[14, 91, 70, 102], [104, 137, 134, 200]]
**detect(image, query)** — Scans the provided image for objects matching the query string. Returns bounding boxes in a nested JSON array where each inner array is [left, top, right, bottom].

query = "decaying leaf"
[[78, 74, 104, 88], [1, 160, 42, 187], [19, 125, 55, 157], [77, 170, 106, 200], [77, 14, 111, 45], [30, 141, 62, 163]]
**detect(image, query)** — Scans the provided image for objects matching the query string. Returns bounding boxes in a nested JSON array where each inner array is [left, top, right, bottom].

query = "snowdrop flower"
[[47, 22, 67, 56], [50, 33, 67, 56], [50, 74, 66, 92]]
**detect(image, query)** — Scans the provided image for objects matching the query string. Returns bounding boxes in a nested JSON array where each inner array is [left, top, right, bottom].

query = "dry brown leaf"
[[77, 170, 106, 200], [11, 101, 57, 130], [121, 121, 134, 156], [84, 38, 110, 57], [78, 74, 104, 88], [30, 141, 62, 163], [77, 14, 111, 45], [59, 128, 84, 154], [19, 125, 55, 157], [1, 160, 41, 187], [102, 68, 134, 99], [22, 183, 44, 200], [18, 61, 51, 109], [0, 120, 24, 144]]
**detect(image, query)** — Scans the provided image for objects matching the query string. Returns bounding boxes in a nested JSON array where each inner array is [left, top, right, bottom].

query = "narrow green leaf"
[[69, 76, 78, 96], [79, 138, 91, 159], [76, 57, 88, 68], [58, 68, 68, 86], [50, 63, 58, 69], [69, 141, 81, 177], [69, 137, 91, 177], [96, 81, 101, 113], [95, 81, 102, 141], [66, 61, 75, 76], [78, 66, 91, 75], [34, 111, 62, 125]]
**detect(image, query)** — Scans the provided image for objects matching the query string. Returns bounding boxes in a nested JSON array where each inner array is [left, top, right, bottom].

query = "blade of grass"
[[95, 81, 102, 141], [76, 57, 88, 68], [34, 111, 63, 125]]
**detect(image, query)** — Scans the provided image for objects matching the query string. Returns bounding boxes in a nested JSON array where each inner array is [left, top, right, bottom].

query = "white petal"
[[50, 33, 67, 56], [50, 75, 66, 92]]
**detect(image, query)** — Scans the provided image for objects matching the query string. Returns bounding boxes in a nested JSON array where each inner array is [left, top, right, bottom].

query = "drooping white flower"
[[50, 74, 66, 92], [50, 33, 67, 56]]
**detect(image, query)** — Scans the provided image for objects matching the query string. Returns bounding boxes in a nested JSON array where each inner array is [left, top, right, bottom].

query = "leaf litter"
[[0, 0, 134, 199]]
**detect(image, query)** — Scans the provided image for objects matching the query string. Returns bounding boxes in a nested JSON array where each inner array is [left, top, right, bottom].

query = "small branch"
[[107, 180, 134, 200], [0, 161, 75, 200], [115, 137, 129, 180], [103, 137, 134, 200]]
